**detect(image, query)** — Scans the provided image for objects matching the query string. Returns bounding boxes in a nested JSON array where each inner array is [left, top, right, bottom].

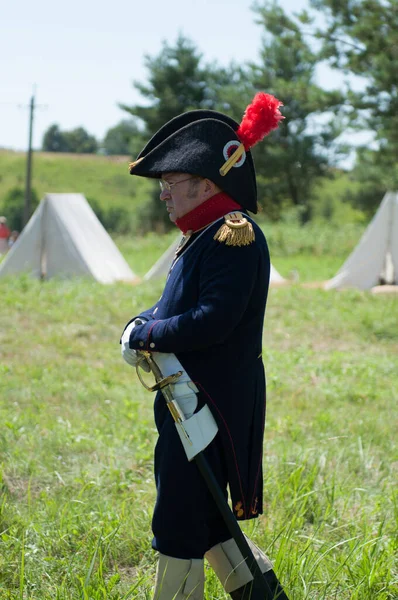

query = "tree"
[[344, 146, 398, 216], [63, 127, 98, 154], [120, 34, 241, 137], [42, 124, 69, 152], [42, 125, 98, 153], [120, 34, 246, 230], [249, 1, 347, 221], [102, 120, 143, 156], [304, 0, 398, 211]]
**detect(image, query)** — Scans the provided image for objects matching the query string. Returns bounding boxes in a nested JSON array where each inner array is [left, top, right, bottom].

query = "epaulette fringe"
[[213, 212, 255, 247]]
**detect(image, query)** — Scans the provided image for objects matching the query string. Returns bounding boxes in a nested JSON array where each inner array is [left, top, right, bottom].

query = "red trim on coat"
[[145, 320, 160, 350], [195, 382, 249, 519], [250, 391, 266, 516]]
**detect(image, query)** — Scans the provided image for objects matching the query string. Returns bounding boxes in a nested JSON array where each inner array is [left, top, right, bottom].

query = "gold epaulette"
[[213, 212, 255, 247]]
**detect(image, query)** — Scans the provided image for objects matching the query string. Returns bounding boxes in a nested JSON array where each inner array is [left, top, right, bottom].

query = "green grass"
[[0, 232, 397, 599], [113, 231, 178, 278], [0, 150, 151, 220], [115, 220, 366, 284], [0, 151, 364, 235], [259, 220, 366, 283], [311, 171, 363, 224]]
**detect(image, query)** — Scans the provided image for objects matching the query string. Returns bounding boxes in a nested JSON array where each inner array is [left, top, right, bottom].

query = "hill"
[[0, 150, 152, 231], [0, 150, 364, 233]]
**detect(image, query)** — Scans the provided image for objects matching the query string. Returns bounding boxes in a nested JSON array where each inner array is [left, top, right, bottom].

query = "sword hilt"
[[136, 351, 191, 442], [136, 359, 182, 392]]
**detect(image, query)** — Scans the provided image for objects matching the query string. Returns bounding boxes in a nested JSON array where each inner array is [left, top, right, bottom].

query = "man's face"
[[159, 172, 205, 222]]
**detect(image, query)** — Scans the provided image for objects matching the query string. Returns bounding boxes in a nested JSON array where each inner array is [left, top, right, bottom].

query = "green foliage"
[[0, 237, 397, 598], [119, 34, 261, 230], [346, 148, 398, 215], [120, 34, 234, 139], [86, 197, 133, 234], [262, 220, 364, 258], [42, 124, 98, 154], [42, 124, 70, 152], [0, 186, 39, 231], [119, 17, 350, 224], [251, 1, 347, 220], [137, 184, 175, 233], [102, 120, 144, 157], [0, 151, 152, 234], [64, 127, 98, 154], [0, 150, 369, 235], [306, 0, 398, 210]]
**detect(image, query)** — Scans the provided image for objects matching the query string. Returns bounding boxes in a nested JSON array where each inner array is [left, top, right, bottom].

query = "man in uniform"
[[121, 94, 289, 599]]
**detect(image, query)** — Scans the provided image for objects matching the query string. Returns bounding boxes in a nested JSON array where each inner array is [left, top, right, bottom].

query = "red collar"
[[175, 192, 242, 235]]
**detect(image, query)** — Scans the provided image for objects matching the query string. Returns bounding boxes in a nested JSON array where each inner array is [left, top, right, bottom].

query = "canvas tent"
[[144, 236, 181, 281], [269, 263, 287, 285], [325, 191, 398, 290], [0, 193, 138, 284], [144, 235, 287, 285]]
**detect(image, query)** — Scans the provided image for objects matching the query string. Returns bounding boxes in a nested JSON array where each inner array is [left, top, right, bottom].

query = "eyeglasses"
[[159, 176, 196, 193]]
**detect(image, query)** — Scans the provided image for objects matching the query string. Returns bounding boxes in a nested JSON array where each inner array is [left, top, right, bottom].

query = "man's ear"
[[204, 178, 218, 198]]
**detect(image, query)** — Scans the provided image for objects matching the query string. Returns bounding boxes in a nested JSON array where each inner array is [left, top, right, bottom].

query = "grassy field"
[[0, 150, 363, 234], [0, 151, 152, 232], [0, 228, 397, 599], [0, 150, 140, 206], [115, 220, 366, 285]]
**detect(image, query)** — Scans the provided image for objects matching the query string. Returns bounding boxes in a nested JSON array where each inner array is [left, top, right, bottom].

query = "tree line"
[[41, 0, 397, 222]]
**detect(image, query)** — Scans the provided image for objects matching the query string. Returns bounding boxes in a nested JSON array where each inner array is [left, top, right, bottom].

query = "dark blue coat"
[[128, 216, 270, 521]]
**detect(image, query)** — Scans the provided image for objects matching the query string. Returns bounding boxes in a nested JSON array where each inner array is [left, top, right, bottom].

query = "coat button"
[[139, 341, 144, 347], [150, 342, 155, 348]]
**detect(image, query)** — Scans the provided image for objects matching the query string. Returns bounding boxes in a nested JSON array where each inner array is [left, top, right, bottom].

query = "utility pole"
[[24, 94, 35, 226]]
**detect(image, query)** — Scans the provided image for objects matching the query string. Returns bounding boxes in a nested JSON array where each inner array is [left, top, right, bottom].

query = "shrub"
[[0, 186, 39, 230]]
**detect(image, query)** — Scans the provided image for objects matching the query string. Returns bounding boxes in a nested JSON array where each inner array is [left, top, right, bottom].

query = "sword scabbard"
[[136, 351, 192, 443]]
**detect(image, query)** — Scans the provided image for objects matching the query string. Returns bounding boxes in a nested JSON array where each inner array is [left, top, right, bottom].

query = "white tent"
[[144, 235, 287, 285], [144, 236, 181, 281], [0, 193, 139, 284], [269, 263, 287, 286], [325, 191, 398, 290]]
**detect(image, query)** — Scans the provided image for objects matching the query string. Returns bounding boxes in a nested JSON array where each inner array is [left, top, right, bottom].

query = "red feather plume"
[[237, 92, 284, 150]]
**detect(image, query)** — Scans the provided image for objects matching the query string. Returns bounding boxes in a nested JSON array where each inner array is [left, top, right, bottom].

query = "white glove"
[[121, 319, 150, 371]]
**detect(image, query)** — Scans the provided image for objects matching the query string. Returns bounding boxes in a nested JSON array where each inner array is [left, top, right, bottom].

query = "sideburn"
[[186, 177, 203, 200]]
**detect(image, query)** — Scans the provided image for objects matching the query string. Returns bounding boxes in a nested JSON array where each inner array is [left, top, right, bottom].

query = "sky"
[[1, 0, 365, 152]]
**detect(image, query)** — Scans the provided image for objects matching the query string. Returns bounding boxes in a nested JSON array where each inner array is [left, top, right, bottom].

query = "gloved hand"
[[120, 319, 150, 371]]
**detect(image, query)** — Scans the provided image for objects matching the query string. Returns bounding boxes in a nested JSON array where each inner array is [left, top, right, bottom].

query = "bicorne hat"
[[129, 93, 283, 214]]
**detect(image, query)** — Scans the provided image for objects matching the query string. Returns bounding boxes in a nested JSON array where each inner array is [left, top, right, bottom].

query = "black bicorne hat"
[[129, 93, 284, 214]]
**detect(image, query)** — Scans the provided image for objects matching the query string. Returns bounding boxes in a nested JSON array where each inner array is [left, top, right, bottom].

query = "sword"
[[136, 350, 272, 595]]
